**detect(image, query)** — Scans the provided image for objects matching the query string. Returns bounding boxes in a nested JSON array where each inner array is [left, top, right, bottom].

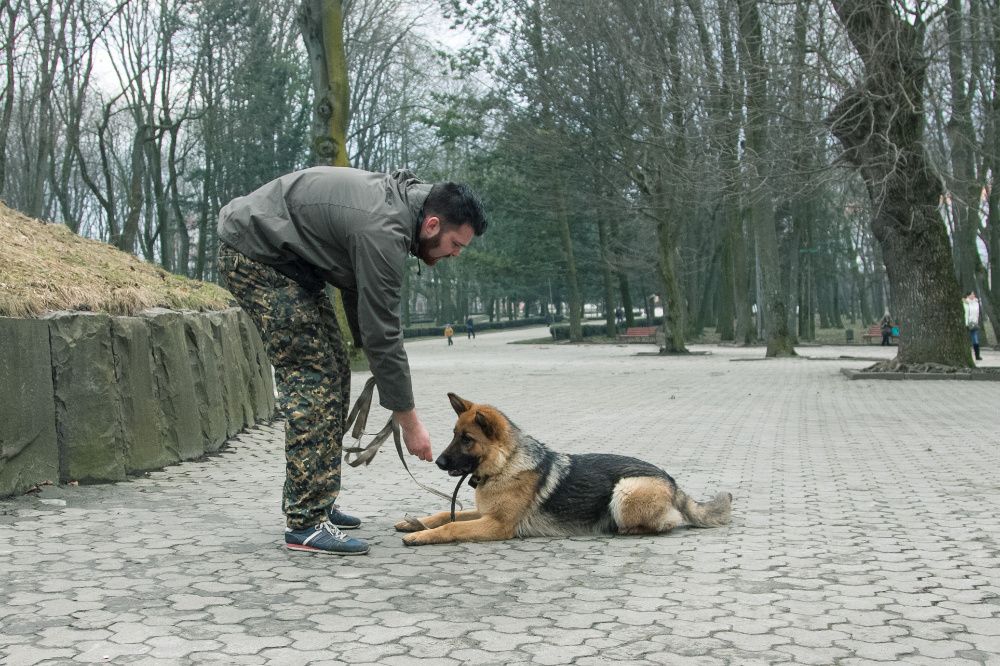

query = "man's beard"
[[417, 234, 443, 265]]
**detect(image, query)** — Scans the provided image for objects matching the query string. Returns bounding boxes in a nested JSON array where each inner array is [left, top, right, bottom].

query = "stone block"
[[111, 316, 173, 472], [183, 315, 228, 453], [46, 312, 126, 484], [211, 309, 256, 437], [237, 311, 276, 421], [144, 309, 202, 461], [0, 317, 58, 497]]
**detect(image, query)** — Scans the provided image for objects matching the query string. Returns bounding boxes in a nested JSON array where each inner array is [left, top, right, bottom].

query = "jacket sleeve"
[[341, 287, 362, 348], [348, 229, 414, 412]]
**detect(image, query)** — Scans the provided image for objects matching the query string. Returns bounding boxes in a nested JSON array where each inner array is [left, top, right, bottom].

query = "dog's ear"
[[448, 392, 473, 416], [474, 410, 500, 440]]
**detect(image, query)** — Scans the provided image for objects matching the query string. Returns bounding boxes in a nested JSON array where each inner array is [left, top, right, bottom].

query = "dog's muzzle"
[[436, 453, 477, 477]]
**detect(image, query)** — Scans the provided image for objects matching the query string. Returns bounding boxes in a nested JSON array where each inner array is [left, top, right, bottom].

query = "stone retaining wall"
[[0, 307, 275, 497]]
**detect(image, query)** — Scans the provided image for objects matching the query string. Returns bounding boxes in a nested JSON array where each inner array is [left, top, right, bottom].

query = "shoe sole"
[[285, 543, 369, 555], [330, 523, 361, 530]]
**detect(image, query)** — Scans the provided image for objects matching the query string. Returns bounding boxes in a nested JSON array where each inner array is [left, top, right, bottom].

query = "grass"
[[0, 202, 233, 318]]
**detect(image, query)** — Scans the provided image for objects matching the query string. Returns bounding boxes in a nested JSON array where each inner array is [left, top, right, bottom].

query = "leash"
[[343, 378, 464, 523], [450, 473, 469, 522]]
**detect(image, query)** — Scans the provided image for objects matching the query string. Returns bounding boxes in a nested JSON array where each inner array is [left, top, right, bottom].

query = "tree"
[[828, 0, 971, 368]]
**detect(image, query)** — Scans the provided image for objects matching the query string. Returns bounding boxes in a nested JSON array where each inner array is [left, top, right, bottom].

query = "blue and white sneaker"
[[284, 520, 370, 555], [327, 505, 362, 530]]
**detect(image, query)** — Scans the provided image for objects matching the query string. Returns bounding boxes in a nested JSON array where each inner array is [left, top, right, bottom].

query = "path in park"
[[2, 327, 999, 665]]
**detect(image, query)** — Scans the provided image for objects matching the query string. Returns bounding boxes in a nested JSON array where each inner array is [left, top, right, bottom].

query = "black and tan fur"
[[395, 393, 732, 545]]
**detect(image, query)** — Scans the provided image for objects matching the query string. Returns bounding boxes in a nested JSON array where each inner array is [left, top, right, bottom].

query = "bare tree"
[[828, 0, 971, 368]]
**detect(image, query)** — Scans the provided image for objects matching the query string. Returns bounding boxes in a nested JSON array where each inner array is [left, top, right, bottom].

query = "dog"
[[395, 393, 732, 545]]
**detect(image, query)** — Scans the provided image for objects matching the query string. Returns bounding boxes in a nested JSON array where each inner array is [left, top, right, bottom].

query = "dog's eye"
[[460, 434, 473, 446]]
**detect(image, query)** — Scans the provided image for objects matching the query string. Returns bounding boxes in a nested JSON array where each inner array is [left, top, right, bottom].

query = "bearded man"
[[217, 167, 488, 555]]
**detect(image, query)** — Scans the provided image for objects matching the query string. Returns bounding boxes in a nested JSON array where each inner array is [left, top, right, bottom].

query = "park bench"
[[862, 323, 897, 344], [617, 326, 658, 343]]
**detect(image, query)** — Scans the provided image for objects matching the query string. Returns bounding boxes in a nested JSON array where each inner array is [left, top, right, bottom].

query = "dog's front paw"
[[401, 531, 428, 546], [395, 515, 427, 532]]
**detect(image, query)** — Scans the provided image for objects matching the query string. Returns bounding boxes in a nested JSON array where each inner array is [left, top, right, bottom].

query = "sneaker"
[[284, 520, 370, 555], [327, 505, 362, 530]]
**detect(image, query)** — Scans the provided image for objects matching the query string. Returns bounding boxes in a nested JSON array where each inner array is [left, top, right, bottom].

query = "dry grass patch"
[[0, 202, 233, 318]]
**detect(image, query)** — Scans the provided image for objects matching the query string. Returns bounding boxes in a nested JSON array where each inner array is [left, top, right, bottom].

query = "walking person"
[[445, 324, 454, 346], [217, 167, 487, 555], [466, 316, 476, 340], [963, 291, 983, 361]]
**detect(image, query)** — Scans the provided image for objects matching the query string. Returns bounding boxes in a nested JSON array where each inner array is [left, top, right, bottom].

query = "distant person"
[[466, 316, 476, 339], [615, 307, 625, 326], [963, 291, 982, 361], [879, 312, 893, 346], [217, 166, 487, 555], [445, 324, 454, 346]]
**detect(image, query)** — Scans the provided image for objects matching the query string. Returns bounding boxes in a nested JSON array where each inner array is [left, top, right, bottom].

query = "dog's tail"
[[673, 489, 732, 528]]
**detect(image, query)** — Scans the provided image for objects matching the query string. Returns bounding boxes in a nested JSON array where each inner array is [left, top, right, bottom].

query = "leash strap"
[[451, 473, 469, 522], [342, 377, 462, 511]]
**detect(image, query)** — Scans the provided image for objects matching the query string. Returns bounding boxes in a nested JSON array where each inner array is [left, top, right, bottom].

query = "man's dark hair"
[[424, 182, 488, 236]]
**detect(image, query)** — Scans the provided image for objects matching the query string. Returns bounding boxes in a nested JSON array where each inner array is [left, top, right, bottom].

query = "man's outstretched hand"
[[393, 409, 433, 461]]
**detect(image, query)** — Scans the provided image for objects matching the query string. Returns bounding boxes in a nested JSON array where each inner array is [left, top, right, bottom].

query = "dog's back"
[[512, 433, 730, 537]]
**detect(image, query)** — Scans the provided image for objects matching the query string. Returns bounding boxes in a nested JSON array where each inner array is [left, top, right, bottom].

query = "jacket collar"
[[405, 182, 432, 256]]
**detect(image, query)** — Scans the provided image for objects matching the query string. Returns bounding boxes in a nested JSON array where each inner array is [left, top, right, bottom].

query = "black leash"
[[343, 378, 463, 518], [450, 473, 469, 522]]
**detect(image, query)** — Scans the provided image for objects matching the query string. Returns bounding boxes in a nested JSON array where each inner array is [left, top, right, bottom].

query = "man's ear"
[[422, 215, 441, 239], [448, 392, 473, 415]]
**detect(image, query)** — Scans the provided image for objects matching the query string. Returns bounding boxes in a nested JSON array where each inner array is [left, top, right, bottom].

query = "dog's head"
[[435, 393, 512, 478]]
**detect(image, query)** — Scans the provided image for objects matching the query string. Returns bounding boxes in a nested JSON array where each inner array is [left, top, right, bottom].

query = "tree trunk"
[[829, 0, 970, 367], [555, 182, 583, 341], [26, 0, 62, 218], [986, 1, 1000, 345], [597, 213, 617, 337], [718, 233, 735, 340], [119, 125, 146, 253], [618, 273, 634, 327], [944, 0, 982, 296], [0, 0, 19, 195], [298, 0, 350, 167], [737, 0, 795, 356]]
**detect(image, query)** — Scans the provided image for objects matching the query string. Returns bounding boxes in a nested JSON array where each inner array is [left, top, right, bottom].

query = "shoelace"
[[318, 520, 350, 542]]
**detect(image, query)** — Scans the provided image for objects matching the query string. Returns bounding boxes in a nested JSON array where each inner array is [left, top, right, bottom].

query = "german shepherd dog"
[[395, 393, 732, 545]]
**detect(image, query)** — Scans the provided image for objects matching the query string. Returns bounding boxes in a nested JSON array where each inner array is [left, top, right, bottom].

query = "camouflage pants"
[[217, 243, 350, 529]]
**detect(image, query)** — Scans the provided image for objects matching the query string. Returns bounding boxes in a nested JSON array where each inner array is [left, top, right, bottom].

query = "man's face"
[[418, 217, 475, 266]]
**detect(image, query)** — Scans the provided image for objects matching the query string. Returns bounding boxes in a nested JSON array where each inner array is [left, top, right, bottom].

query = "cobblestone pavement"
[[3, 328, 1000, 665]]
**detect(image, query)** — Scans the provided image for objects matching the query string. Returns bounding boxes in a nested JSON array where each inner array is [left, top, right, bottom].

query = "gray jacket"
[[218, 167, 431, 411]]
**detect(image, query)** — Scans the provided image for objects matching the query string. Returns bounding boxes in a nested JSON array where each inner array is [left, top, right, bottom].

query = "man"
[[217, 167, 487, 555]]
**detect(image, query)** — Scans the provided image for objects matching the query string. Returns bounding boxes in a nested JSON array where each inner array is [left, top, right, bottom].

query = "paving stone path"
[[2, 328, 999, 665]]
